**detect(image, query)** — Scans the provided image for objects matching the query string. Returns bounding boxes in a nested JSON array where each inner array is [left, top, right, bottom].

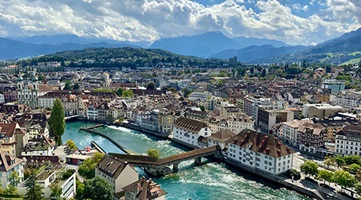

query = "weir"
[[80, 126, 130, 154]]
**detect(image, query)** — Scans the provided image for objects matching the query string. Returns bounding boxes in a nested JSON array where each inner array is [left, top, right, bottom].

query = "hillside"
[[210, 45, 307, 63]]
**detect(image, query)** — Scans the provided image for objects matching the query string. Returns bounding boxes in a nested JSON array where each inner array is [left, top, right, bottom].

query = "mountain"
[[20, 34, 88, 45], [210, 45, 307, 63], [151, 31, 239, 58], [0, 36, 142, 60], [253, 28, 361, 64], [231, 37, 287, 48]]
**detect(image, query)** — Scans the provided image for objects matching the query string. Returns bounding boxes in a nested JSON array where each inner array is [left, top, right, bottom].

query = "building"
[[0, 150, 24, 189], [95, 154, 138, 194], [297, 122, 326, 154], [257, 108, 294, 133], [172, 117, 211, 148], [0, 123, 29, 157], [226, 114, 255, 133], [334, 90, 361, 109], [302, 103, 343, 118], [17, 76, 39, 109], [202, 129, 236, 149], [335, 125, 361, 156], [225, 129, 294, 175], [321, 79, 346, 93], [18, 168, 76, 198], [281, 120, 306, 146], [122, 177, 167, 200]]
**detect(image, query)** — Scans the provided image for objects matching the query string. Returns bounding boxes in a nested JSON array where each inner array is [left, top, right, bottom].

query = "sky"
[[0, 0, 360, 45]]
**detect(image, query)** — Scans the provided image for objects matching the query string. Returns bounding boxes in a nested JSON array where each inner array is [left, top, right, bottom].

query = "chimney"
[[277, 149, 281, 156], [265, 147, 270, 154]]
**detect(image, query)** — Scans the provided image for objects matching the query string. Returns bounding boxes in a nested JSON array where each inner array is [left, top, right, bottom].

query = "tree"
[[122, 89, 134, 98], [9, 170, 21, 187], [317, 170, 333, 185], [349, 163, 361, 174], [199, 105, 205, 112], [300, 160, 319, 177], [146, 82, 156, 90], [49, 99, 65, 145], [324, 156, 336, 169], [147, 149, 159, 159], [75, 182, 85, 200], [78, 152, 104, 179], [115, 87, 124, 96], [83, 177, 113, 200], [344, 155, 361, 165], [355, 182, 361, 195], [333, 170, 356, 189], [24, 173, 43, 200], [335, 156, 346, 168], [65, 140, 77, 152], [64, 81, 72, 90], [50, 184, 62, 199], [260, 68, 266, 77], [73, 83, 80, 90]]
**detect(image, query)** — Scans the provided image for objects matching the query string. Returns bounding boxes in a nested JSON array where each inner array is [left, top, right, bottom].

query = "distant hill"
[[210, 45, 307, 63], [0, 36, 141, 60], [150, 31, 288, 58], [231, 37, 287, 48]]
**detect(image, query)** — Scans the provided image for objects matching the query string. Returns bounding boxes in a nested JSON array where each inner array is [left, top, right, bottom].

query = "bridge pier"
[[173, 162, 180, 172], [195, 157, 202, 165]]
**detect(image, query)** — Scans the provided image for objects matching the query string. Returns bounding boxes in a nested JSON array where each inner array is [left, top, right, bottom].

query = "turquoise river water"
[[62, 121, 309, 200]]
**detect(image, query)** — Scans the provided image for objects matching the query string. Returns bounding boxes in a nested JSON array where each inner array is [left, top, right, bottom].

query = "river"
[[62, 121, 309, 200]]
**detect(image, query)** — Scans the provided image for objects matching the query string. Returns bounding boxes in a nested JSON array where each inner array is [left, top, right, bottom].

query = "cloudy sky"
[[0, 0, 360, 45]]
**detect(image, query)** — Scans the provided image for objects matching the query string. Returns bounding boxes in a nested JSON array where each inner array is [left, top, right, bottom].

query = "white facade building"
[[225, 130, 294, 175], [335, 125, 361, 156], [173, 117, 211, 148]]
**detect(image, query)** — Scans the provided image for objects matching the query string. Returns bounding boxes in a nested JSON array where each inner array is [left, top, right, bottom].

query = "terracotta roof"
[[96, 154, 132, 179], [337, 125, 361, 138], [0, 123, 17, 137], [173, 117, 208, 133], [208, 129, 236, 143], [38, 84, 53, 93], [0, 150, 23, 172], [226, 129, 294, 158], [297, 122, 325, 135], [122, 178, 167, 200]]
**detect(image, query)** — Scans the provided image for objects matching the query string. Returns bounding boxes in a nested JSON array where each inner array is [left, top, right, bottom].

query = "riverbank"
[[64, 120, 307, 200], [111, 122, 352, 200]]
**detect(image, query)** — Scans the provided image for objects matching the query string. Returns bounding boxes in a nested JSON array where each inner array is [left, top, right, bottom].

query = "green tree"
[[335, 156, 346, 168], [2, 185, 18, 196], [65, 140, 77, 152], [73, 83, 80, 90], [9, 170, 21, 187], [317, 170, 333, 185], [24, 173, 43, 200], [83, 177, 113, 200], [324, 156, 336, 169], [344, 155, 361, 165], [333, 170, 356, 189], [355, 182, 361, 195], [64, 81, 72, 90], [78, 152, 104, 179], [147, 149, 159, 159], [146, 82, 156, 90], [199, 105, 206, 112], [75, 182, 85, 200], [50, 184, 62, 199], [348, 163, 361, 174], [300, 160, 319, 177], [49, 99, 65, 145], [115, 87, 124, 96], [122, 89, 134, 98]]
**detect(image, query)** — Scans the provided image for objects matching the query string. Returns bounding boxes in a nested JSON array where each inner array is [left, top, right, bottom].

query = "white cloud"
[[0, 0, 359, 45]]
